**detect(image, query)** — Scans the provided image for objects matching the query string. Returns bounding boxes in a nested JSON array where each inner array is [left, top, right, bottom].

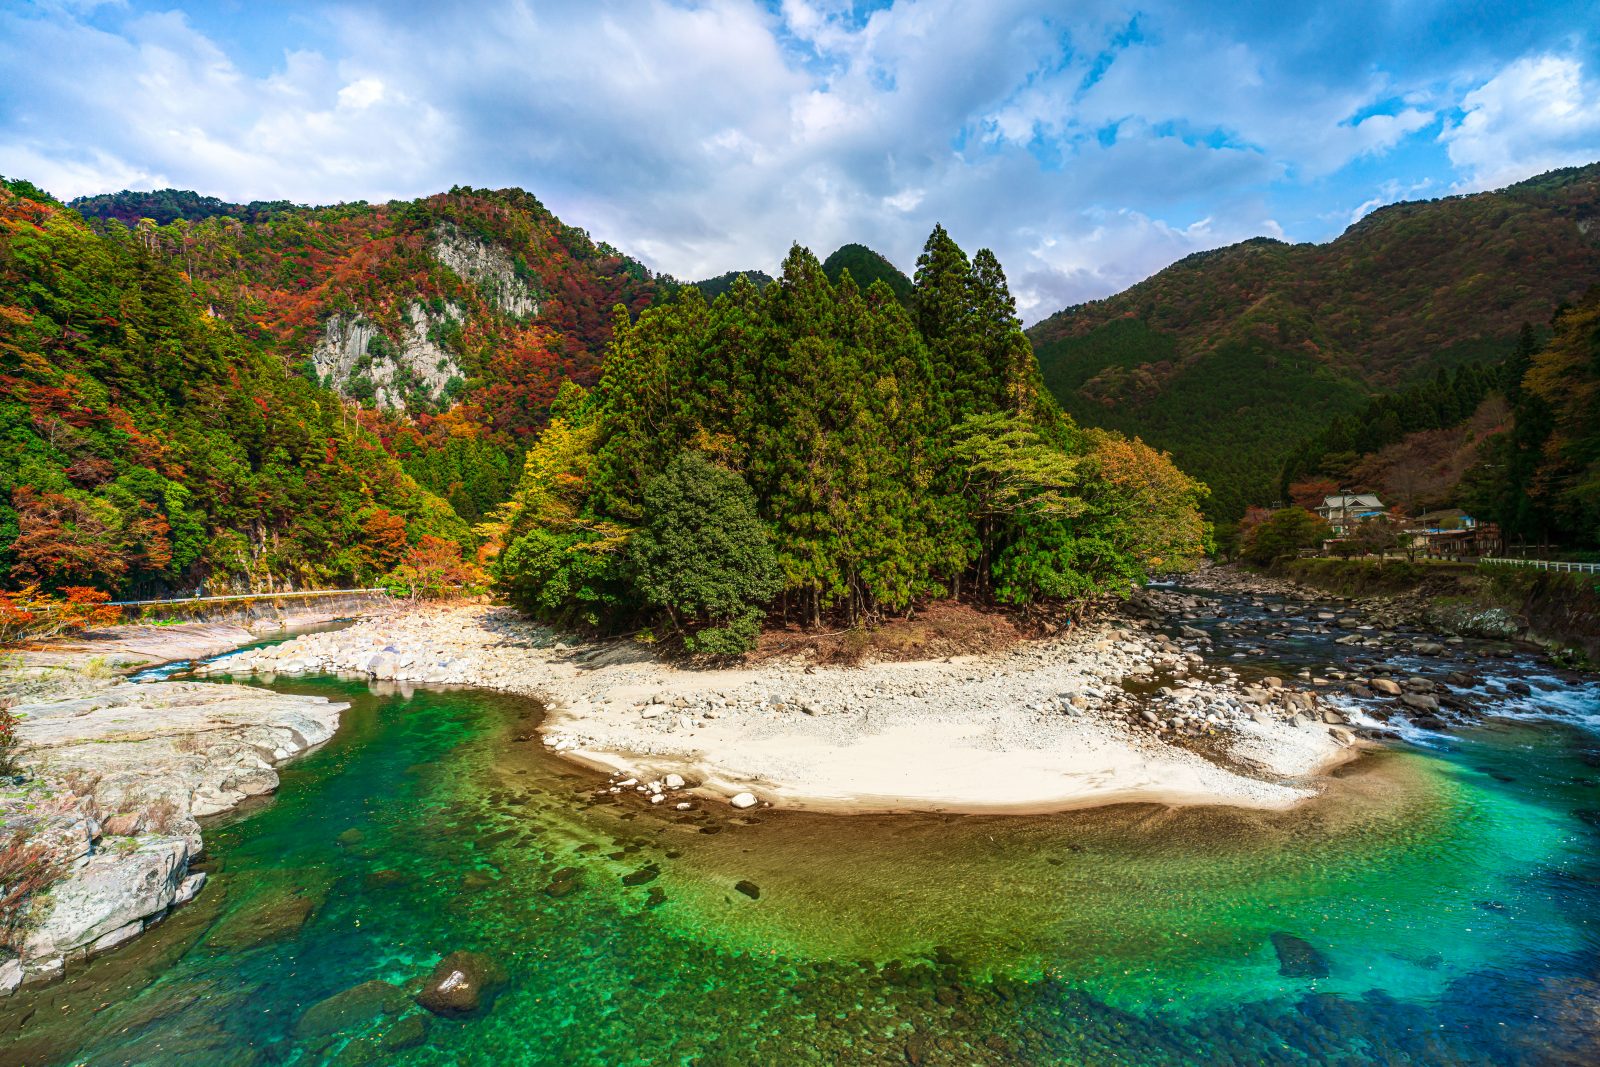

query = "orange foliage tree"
[[382, 536, 482, 600], [0, 585, 122, 645]]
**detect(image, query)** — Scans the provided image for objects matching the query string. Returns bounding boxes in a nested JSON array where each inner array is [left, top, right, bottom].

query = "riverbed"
[[2, 583, 1597, 1065]]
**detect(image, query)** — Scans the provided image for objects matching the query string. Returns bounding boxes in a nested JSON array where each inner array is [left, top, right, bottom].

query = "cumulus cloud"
[[1440, 54, 1600, 191], [0, 1, 1593, 322]]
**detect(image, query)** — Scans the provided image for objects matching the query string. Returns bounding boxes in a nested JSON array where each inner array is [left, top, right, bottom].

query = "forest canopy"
[[493, 228, 1208, 652], [0, 179, 470, 598]]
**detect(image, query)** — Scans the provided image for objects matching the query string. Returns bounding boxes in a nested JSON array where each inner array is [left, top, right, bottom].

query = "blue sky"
[[2, 0, 1597, 321]]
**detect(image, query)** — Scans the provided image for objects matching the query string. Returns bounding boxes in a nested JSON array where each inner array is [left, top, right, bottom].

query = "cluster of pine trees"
[[1278, 359, 1508, 497], [1461, 292, 1600, 548], [493, 228, 1208, 652]]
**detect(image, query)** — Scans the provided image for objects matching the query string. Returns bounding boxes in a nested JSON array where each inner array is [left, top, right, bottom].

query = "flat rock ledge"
[[2, 681, 346, 994]]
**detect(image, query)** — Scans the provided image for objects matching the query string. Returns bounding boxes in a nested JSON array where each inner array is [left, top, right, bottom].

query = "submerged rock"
[[621, 865, 660, 887], [734, 880, 761, 900], [1270, 932, 1330, 978], [294, 980, 408, 1052], [207, 892, 317, 952], [382, 1013, 429, 1052], [416, 951, 508, 1016]]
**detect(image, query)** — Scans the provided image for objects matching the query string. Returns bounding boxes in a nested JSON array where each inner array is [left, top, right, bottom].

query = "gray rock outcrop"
[[1, 681, 347, 989], [430, 222, 539, 318], [310, 303, 464, 411]]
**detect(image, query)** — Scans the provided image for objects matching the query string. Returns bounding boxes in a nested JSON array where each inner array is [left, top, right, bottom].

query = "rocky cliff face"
[[429, 222, 539, 319], [311, 301, 465, 411], [307, 227, 542, 412]]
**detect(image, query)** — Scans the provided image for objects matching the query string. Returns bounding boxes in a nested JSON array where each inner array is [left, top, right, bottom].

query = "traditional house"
[[1410, 509, 1501, 559], [1316, 493, 1386, 536]]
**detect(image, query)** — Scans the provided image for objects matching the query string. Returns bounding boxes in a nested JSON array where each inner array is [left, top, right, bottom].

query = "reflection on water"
[[3, 605, 1598, 1065]]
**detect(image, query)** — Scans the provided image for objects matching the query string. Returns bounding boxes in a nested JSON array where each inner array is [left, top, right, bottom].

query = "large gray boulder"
[[22, 836, 189, 961]]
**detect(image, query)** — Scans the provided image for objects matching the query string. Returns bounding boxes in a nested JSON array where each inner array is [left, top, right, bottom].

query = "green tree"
[[629, 452, 781, 654], [1243, 507, 1331, 564]]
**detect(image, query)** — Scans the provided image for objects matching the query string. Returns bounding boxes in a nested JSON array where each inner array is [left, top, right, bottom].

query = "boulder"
[[1271, 932, 1330, 978], [663, 773, 686, 791], [173, 872, 206, 905], [22, 836, 188, 961], [295, 980, 408, 1052], [0, 958, 21, 997], [100, 812, 146, 836], [416, 951, 508, 1016], [1369, 678, 1403, 696], [1400, 693, 1440, 713], [89, 920, 144, 955], [729, 792, 758, 809]]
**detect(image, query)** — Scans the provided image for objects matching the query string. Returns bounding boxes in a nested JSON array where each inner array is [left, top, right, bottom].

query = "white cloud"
[[1, 2, 1589, 324], [1440, 54, 1600, 191]]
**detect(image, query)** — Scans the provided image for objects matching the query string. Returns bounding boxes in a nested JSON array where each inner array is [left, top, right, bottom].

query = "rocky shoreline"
[[202, 590, 1363, 816], [2, 622, 356, 995]]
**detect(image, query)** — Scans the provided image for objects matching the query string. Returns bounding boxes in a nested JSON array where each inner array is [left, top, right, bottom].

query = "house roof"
[[1320, 494, 1384, 509]]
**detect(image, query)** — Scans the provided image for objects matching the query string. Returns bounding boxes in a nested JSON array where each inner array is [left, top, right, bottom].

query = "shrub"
[[0, 826, 62, 950], [0, 699, 24, 777], [0, 585, 121, 646]]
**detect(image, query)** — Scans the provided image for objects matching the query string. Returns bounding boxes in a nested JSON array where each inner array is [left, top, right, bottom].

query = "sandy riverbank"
[[204, 596, 1362, 815]]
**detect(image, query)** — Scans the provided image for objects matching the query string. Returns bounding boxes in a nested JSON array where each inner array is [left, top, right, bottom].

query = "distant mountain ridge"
[[1027, 163, 1600, 519], [70, 187, 300, 226]]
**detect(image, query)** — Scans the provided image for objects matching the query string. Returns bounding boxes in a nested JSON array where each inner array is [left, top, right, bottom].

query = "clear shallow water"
[[3, 596, 1598, 1066]]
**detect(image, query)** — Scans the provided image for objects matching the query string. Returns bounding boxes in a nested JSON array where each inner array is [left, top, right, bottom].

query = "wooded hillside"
[[1028, 164, 1600, 519]]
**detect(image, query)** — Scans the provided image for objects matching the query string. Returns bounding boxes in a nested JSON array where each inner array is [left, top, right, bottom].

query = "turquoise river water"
[[1, 587, 1597, 1065]]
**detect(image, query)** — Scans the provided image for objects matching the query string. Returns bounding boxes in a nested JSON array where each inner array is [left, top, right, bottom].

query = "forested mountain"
[[1460, 290, 1600, 548], [1278, 358, 1513, 513], [494, 228, 1206, 652], [1028, 163, 1600, 519], [0, 177, 467, 597], [821, 243, 914, 305], [1260, 286, 1600, 553], [72, 184, 666, 523], [690, 269, 773, 300]]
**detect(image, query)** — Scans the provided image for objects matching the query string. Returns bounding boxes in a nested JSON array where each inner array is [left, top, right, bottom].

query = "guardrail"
[[1479, 558, 1600, 574], [109, 588, 391, 607]]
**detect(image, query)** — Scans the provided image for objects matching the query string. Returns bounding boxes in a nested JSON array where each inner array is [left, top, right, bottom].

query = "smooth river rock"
[[416, 951, 508, 1016], [3, 679, 349, 984], [22, 836, 188, 961]]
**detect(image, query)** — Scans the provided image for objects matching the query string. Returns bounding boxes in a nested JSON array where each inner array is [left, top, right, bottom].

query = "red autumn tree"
[[360, 509, 409, 573], [9, 488, 128, 588], [1287, 478, 1341, 510], [383, 536, 480, 600]]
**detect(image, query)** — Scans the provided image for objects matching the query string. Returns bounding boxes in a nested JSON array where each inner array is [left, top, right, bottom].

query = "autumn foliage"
[[0, 584, 121, 645]]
